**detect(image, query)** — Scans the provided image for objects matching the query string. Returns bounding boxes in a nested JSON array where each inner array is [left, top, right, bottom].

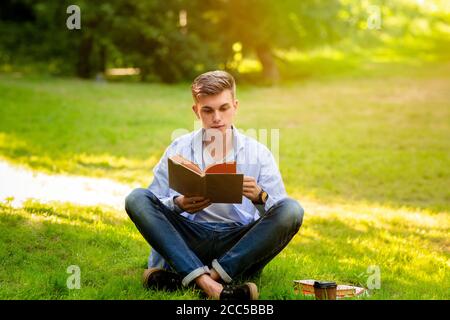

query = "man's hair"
[[191, 70, 236, 103]]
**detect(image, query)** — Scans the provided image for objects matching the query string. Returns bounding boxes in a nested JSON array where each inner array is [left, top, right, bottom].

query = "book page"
[[170, 154, 203, 175], [204, 162, 237, 174]]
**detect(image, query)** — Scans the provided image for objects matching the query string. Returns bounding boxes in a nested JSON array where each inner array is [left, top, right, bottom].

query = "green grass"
[[1, 62, 449, 212], [0, 60, 449, 299], [0, 198, 447, 299], [0, 200, 197, 299]]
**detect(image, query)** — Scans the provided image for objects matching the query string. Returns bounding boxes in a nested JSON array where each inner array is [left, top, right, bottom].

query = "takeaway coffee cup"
[[313, 281, 337, 300]]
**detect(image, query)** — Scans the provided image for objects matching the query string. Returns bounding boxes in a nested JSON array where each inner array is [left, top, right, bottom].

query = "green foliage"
[[1, 0, 449, 82], [0, 0, 80, 75], [111, 0, 220, 82], [215, 0, 345, 50]]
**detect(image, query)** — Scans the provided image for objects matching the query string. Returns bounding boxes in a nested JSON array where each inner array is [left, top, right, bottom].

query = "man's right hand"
[[174, 195, 211, 214]]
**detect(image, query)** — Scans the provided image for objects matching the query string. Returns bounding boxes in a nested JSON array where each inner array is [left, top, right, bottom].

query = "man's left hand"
[[243, 176, 262, 203]]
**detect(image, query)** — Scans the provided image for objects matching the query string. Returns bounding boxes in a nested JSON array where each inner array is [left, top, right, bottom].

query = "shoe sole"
[[142, 268, 162, 289], [143, 268, 183, 291], [245, 282, 259, 300]]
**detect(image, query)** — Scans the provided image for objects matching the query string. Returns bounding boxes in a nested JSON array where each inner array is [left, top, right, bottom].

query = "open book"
[[168, 154, 244, 203]]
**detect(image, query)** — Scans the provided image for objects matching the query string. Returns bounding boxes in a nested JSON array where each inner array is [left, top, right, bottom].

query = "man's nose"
[[213, 110, 221, 122]]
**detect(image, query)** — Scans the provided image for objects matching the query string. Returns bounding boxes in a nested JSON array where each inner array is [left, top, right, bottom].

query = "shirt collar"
[[191, 125, 245, 165]]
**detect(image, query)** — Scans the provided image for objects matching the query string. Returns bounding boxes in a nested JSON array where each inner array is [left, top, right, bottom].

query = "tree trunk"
[[77, 35, 93, 78], [255, 44, 280, 85], [99, 44, 106, 74]]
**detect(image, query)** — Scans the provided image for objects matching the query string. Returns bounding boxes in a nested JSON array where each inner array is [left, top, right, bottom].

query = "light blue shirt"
[[146, 125, 288, 267]]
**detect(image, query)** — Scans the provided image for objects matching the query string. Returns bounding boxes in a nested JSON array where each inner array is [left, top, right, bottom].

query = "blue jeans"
[[125, 188, 304, 286]]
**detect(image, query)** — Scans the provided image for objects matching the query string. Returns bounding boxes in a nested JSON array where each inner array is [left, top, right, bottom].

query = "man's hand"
[[175, 195, 211, 214], [243, 176, 262, 203]]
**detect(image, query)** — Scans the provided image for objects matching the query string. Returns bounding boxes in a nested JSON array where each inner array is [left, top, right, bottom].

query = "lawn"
[[0, 61, 449, 299]]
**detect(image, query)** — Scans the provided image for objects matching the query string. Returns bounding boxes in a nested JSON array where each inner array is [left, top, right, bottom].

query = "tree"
[[210, 0, 346, 84]]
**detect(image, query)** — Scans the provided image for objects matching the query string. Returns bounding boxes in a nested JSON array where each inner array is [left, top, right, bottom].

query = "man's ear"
[[234, 99, 239, 113], [192, 104, 200, 119]]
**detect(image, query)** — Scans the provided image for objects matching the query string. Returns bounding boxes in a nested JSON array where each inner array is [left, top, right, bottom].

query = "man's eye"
[[203, 109, 213, 113]]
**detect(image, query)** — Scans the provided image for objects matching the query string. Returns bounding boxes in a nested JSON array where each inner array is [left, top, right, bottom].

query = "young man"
[[125, 70, 304, 300]]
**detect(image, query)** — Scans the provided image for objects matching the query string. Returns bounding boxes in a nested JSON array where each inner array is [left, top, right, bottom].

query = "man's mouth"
[[211, 125, 225, 129]]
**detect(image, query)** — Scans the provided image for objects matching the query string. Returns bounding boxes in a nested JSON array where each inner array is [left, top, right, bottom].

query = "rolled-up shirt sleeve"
[[147, 143, 184, 214]]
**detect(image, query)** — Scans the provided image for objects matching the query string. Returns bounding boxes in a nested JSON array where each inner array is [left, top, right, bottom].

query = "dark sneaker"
[[219, 282, 259, 300], [142, 268, 183, 291]]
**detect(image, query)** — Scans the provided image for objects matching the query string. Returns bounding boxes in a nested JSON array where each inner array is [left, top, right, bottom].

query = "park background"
[[0, 0, 449, 299]]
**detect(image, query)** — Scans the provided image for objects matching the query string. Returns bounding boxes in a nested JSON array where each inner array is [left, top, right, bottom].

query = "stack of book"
[[293, 280, 367, 299]]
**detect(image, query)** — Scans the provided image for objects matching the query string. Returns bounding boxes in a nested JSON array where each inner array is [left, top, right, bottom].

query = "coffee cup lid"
[[314, 281, 337, 289]]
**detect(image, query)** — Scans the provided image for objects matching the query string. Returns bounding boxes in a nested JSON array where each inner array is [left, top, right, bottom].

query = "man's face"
[[192, 89, 238, 133]]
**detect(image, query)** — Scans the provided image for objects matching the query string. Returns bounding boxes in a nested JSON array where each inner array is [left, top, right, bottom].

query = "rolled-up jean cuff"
[[182, 266, 210, 287], [212, 259, 232, 283]]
